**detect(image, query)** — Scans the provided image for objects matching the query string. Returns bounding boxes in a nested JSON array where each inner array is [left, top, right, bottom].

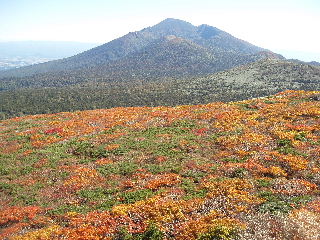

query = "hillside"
[[0, 90, 320, 239], [173, 58, 320, 102], [1, 59, 319, 119]]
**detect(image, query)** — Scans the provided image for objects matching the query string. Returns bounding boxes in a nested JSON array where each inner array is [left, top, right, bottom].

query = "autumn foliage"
[[0, 90, 320, 239]]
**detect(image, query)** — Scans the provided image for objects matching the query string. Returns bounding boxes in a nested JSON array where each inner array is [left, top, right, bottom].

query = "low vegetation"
[[1, 90, 320, 239]]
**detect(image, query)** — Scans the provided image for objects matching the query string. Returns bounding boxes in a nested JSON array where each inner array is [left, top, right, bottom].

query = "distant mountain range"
[[0, 41, 98, 71], [0, 56, 54, 71], [0, 18, 319, 119]]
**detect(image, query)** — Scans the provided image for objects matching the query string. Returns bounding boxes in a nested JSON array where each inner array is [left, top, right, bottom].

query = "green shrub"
[[113, 223, 164, 240], [277, 139, 292, 148], [256, 179, 272, 188], [172, 119, 196, 129], [197, 225, 238, 240], [0, 163, 9, 175], [146, 162, 182, 174], [77, 188, 110, 201], [97, 161, 139, 176], [0, 182, 17, 195], [276, 139, 307, 156], [119, 189, 154, 204], [181, 178, 207, 200], [96, 198, 118, 211], [294, 132, 307, 141], [48, 204, 90, 215], [221, 157, 245, 163], [69, 140, 108, 158], [141, 224, 164, 240], [259, 200, 292, 213], [181, 170, 206, 182], [290, 195, 313, 207], [237, 103, 258, 111], [258, 191, 292, 213], [153, 142, 183, 158], [19, 166, 35, 175], [230, 168, 248, 178], [113, 227, 133, 240], [14, 194, 37, 205]]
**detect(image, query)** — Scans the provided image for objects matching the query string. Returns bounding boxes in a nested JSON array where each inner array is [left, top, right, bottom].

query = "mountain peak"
[[147, 18, 197, 40], [160, 18, 191, 24], [153, 18, 195, 30]]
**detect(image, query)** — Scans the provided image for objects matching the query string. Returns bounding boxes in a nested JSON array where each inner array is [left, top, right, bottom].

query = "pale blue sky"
[[1, 0, 320, 61]]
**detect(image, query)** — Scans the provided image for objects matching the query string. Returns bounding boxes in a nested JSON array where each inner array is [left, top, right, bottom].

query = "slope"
[[1, 90, 320, 239], [1, 59, 319, 119], [173, 58, 320, 102]]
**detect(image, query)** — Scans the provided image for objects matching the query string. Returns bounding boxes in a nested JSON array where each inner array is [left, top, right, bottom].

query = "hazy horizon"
[[1, 0, 319, 62]]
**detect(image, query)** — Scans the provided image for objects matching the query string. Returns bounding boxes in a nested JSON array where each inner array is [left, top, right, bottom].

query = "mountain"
[[1, 18, 319, 119], [1, 90, 320, 239], [1, 58, 319, 119], [0, 18, 276, 81]]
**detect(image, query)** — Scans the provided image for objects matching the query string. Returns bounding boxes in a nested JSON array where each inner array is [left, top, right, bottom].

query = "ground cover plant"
[[0, 90, 320, 239]]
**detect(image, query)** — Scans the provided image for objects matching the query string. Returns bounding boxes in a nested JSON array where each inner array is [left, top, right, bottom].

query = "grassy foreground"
[[0, 90, 320, 239]]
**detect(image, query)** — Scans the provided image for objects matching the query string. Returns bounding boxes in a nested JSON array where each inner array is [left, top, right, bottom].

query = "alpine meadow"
[[1, 3, 320, 240]]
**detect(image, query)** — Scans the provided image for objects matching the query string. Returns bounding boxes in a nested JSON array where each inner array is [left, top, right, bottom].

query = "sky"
[[1, 0, 320, 62]]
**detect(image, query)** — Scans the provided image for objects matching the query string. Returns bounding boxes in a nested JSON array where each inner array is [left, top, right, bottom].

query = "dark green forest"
[[1, 59, 319, 119]]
